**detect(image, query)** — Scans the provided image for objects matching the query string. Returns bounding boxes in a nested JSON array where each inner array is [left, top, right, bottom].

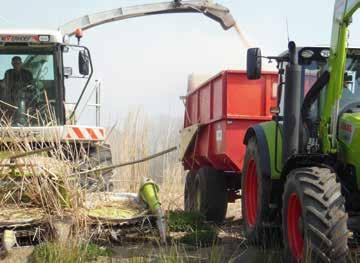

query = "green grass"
[[179, 225, 218, 246], [154, 239, 225, 263], [31, 242, 112, 263], [167, 210, 219, 246], [168, 210, 205, 232]]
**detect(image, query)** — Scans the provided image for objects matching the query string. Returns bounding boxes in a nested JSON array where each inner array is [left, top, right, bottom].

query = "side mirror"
[[78, 50, 90, 76], [247, 48, 262, 80]]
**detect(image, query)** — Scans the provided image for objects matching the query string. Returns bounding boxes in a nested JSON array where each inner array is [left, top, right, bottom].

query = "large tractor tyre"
[[184, 170, 197, 212], [89, 144, 114, 192], [282, 167, 348, 263], [194, 167, 228, 222], [241, 137, 272, 244]]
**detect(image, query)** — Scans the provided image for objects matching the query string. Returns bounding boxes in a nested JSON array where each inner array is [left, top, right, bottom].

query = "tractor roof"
[[0, 29, 63, 44], [278, 46, 360, 65]]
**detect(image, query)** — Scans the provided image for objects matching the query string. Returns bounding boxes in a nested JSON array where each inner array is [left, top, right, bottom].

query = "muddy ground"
[[0, 201, 283, 263], [2, 201, 360, 262], [0, 222, 281, 263]]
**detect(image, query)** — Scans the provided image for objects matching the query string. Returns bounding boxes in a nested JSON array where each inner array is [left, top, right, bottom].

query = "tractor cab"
[[248, 46, 360, 155], [277, 46, 360, 112], [0, 30, 91, 127]]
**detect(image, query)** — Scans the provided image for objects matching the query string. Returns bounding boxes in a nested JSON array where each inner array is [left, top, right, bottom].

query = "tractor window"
[[304, 62, 323, 95], [340, 57, 360, 110], [303, 62, 324, 120], [301, 55, 360, 116], [0, 52, 58, 126]]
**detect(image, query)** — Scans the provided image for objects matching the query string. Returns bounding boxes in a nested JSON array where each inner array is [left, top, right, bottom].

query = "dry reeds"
[[0, 103, 186, 253], [108, 109, 150, 192], [0, 106, 106, 233], [107, 108, 185, 211]]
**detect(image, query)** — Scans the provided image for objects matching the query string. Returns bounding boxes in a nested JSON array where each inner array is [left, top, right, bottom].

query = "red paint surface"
[[86, 128, 98, 140], [244, 158, 258, 226], [287, 193, 304, 261], [72, 127, 85, 139], [182, 70, 277, 172]]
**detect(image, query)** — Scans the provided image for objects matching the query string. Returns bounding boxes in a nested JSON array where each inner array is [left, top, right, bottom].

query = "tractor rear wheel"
[[194, 167, 228, 222], [282, 167, 348, 262], [184, 170, 197, 212], [242, 137, 271, 244]]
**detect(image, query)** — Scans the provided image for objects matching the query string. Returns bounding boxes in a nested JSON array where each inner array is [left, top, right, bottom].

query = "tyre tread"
[[282, 167, 348, 262]]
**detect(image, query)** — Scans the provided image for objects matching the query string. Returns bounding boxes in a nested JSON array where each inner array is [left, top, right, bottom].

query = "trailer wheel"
[[241, 137, 271, 243], [283, 167, 348, 263], [184, 170, 197, 212], [194, 167, 227, 222]]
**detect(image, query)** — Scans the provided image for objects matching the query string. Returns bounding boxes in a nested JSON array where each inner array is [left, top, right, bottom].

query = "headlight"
[[301, 49, 314, 59], [320, 49, 330, 58], [38, 35, 50, 42]]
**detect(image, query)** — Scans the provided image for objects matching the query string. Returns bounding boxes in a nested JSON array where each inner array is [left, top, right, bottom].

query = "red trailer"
[[181, 70, 278, 222]]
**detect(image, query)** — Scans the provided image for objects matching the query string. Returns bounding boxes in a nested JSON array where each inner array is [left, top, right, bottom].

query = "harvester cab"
[[0, 30, 112, 190], [0, 30, 91, 127], [242, 0, 360, 261]]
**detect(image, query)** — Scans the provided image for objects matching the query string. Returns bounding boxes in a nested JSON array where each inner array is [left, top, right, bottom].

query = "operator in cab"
[[0, 56, 34, 125], [2, 56, 33, 105]]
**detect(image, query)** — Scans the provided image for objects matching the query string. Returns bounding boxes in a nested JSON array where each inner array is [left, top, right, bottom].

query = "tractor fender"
[[244, 121, 282, 180], [281, 154, 336, 179], [243, 124, 272, 180]]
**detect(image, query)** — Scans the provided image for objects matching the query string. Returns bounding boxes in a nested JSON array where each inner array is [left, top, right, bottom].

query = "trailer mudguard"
[[244, 121, 282, 180]]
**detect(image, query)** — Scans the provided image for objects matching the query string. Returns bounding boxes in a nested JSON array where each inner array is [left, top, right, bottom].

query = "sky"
[[1, 0, 360, 126]]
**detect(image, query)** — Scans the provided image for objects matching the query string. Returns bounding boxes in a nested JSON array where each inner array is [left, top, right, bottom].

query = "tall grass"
[[0, 107, 111, 246], [1, 105, 247, 262], [0, 105, 185, 227], [108, 109, 150, 192], [107, 108, 185, 210], [0, 126, 84, 216], [32, 241, 111, 263]]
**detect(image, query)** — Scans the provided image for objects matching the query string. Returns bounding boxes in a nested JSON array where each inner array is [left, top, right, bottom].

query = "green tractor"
[[243, 0, 360, 262]]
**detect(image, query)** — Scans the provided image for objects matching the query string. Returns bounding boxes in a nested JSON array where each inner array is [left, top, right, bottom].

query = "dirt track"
[[105, 216, 284, 262], [2, 199, 360, 262], [0, 200, 283, 263], [104, 201, 284, 262]]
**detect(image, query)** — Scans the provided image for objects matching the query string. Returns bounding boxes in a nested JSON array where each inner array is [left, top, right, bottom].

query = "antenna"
[[286, 17, 290, 43]]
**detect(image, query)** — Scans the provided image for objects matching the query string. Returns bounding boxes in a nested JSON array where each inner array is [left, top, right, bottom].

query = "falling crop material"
[[234, 23, 251, 48]]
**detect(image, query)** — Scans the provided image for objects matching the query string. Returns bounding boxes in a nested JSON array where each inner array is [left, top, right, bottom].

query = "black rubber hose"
[[301, 71, 330, 127]]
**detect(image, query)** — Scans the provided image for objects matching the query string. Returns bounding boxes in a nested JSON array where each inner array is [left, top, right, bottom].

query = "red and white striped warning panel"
[[62, 126, 106, 141], [0, 126, 106, 142]]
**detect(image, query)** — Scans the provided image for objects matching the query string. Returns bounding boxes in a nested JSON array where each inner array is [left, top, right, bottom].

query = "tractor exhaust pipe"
[[283, 41, 302, 163]]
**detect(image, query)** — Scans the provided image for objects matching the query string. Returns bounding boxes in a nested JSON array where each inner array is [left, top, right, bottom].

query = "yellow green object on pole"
[[139, 178, 167, 244], [139, 178, 160, 211]]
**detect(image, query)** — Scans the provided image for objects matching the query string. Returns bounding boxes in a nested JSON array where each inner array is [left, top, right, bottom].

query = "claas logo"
[[340, 122, 353, 133]]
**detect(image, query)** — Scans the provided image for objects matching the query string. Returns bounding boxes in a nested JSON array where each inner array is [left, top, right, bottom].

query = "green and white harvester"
[[0, 0, 235, 250]]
